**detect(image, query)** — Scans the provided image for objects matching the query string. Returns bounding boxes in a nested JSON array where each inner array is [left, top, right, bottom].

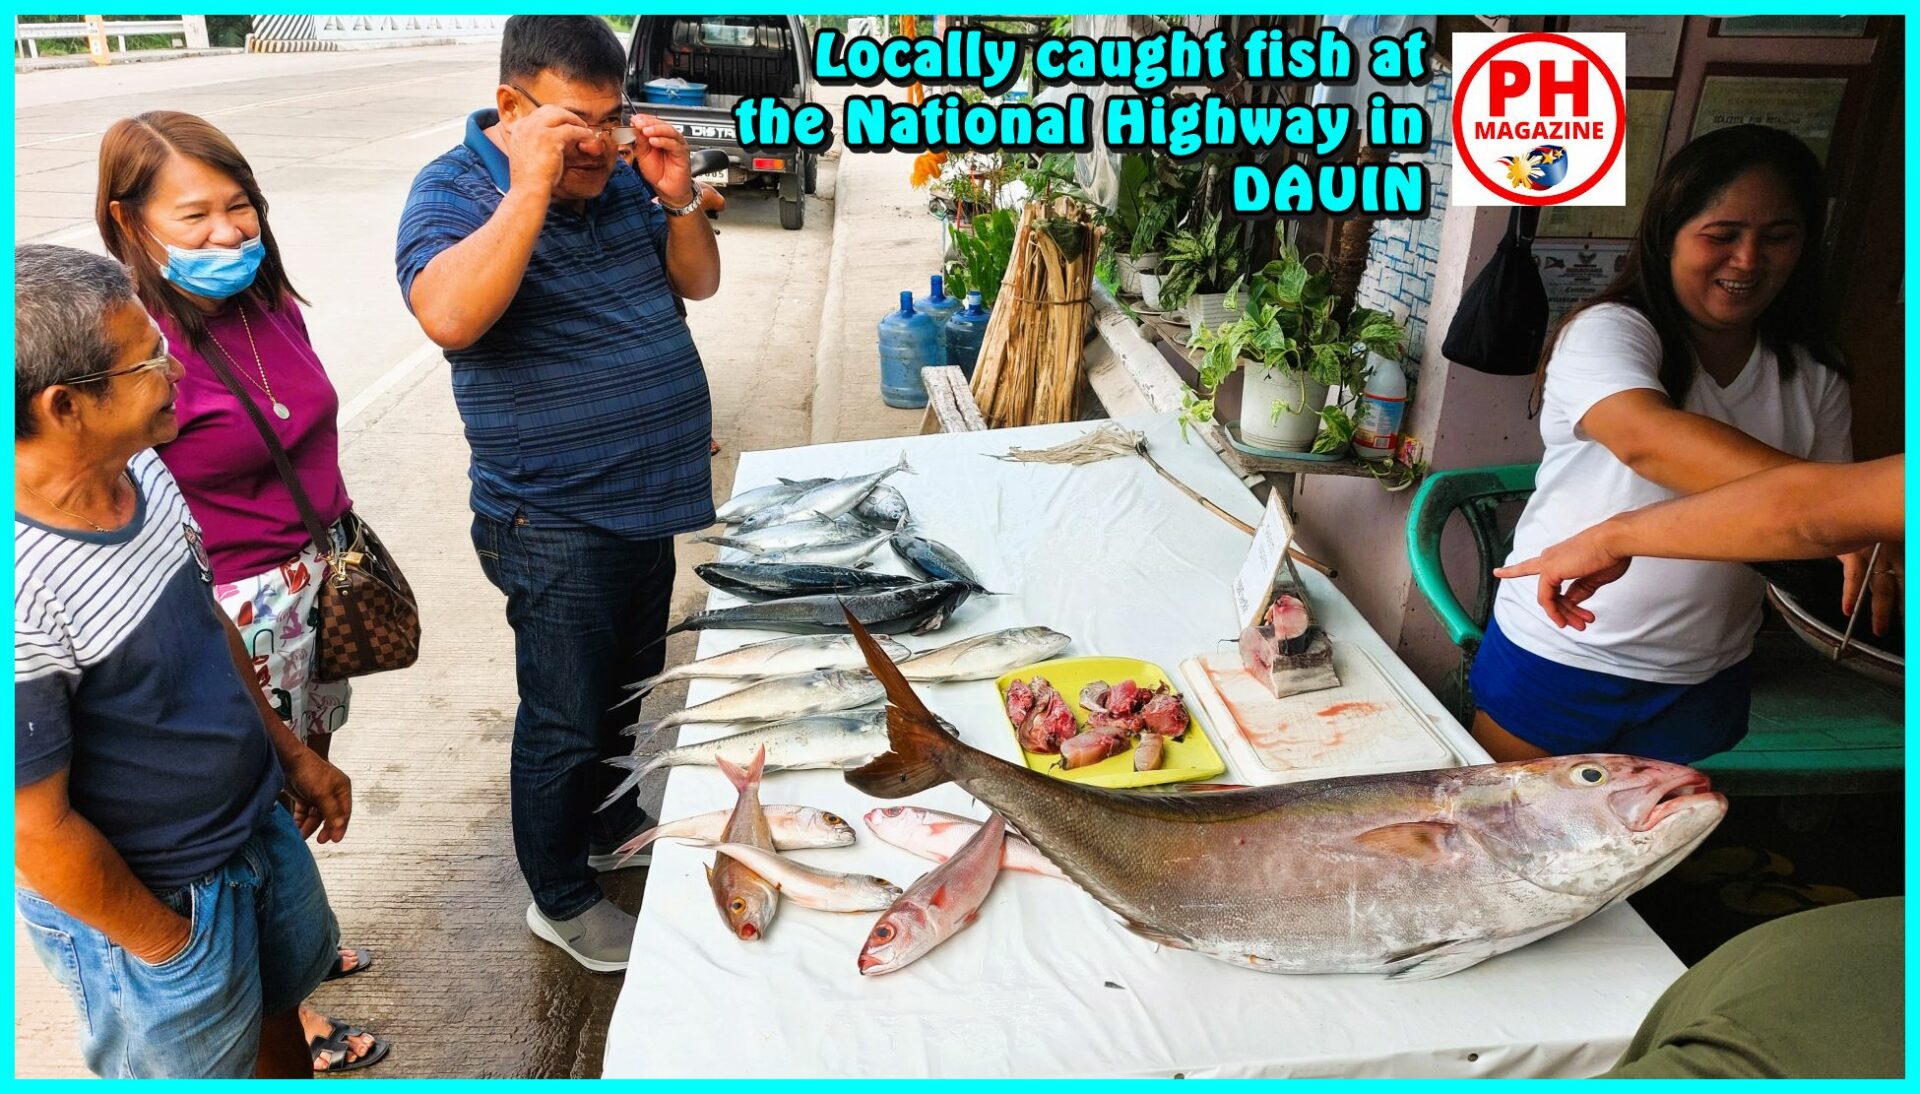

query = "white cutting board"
[[1180, 644, 1460, 784]]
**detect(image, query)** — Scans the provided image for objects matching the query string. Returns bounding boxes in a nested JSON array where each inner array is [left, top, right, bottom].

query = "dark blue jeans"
[[471, 512, 674, 920]]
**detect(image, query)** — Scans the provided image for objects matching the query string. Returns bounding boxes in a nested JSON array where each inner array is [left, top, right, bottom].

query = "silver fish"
[[695, 514, 881, 555], [862, 806, 1068, 880], [753, 529, 894, 568], [844, 615, 1728, 980], [890, 520, 985, 589], [737, 454, 913, 531], [859, 812, 1007, 974], [616, 634, 909, 706], [630, 669, 883, 737], [695, 842, 903, 912], [854, 483, 911, 527], [899, 626, 1073, 682], [599, 710, 956, 811], [714, 478, 831, 524], [612, 805, 856, 867]]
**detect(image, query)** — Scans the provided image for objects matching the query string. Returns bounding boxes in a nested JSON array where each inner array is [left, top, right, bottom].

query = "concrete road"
[[14, 44, 843, 1077]]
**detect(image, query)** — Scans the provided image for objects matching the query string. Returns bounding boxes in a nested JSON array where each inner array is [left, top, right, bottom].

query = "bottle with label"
[[1350, 352, 1407, 462]]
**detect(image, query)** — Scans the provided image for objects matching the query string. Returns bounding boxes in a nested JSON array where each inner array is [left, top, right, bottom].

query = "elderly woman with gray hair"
[[12, 243, 354, 1077]]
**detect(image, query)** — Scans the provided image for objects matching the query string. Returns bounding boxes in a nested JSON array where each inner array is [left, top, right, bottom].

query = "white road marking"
[[401, 115, 468, 140], [340, 339, 444, 427]]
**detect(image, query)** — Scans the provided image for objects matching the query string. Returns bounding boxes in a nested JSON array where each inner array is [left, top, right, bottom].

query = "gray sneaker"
[[588, 818, 656, 872], [525, 899, 636, 973]]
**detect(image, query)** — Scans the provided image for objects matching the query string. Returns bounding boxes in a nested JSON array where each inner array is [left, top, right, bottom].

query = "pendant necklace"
[[210, 302, 290, 420]]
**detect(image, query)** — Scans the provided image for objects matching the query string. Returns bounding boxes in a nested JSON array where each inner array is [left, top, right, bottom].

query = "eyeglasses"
[[64, 335, 175, 385], [508, 83, 636, 147]]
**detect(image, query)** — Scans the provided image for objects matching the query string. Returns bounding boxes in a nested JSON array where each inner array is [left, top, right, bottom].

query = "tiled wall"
[[1354, 67, 1453, 368]]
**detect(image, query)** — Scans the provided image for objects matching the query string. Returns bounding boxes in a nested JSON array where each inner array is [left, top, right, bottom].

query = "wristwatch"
[[658, 188, 704, 218]]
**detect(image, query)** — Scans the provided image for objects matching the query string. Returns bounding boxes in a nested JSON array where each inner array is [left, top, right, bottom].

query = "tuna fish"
[[646, 581, 975, 648], [854, 483, 911, 527], [736, 454, 913, 531], [714, 478, 831, 524], [859, 812, 1008, 975], [694, 563, 919, 602], [694, 514, 882, 555], [842, 613, 1728, 980], [889, 519, 986, 590]]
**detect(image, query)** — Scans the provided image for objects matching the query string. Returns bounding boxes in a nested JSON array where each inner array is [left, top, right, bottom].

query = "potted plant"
[[1100, 155, 1194, 296], [1157, 211, 1243, 330], [1184, 247, 1405, 452]]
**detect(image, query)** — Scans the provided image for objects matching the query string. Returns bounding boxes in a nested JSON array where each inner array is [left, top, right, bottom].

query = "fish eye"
[[1573, 764, 1607, 785], [881, 807, 902, 817], [824, 813, 844, 826], [871, 924, 894, 942], [729, 898, 747, 913]]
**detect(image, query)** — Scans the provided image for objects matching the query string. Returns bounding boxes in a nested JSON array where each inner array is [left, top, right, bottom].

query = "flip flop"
[[309, 1017, 390, 1074], [323, 946, 374, 982]]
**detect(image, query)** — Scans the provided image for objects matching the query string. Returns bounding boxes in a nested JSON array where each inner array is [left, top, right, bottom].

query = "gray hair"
[[15, 244, 138, 439]]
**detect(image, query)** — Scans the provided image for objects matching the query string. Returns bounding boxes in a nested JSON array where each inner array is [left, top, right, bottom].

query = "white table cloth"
[[603, 413, 1684, 1078]]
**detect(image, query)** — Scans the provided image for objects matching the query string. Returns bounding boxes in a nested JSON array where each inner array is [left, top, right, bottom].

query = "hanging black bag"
[[1441, 206, 1549, 376]]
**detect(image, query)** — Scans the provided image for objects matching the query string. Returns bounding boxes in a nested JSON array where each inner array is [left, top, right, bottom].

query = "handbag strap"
[[198, 330, 336, 557]]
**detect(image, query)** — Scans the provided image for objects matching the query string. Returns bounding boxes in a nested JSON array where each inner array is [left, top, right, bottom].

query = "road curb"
[[808, 151, 857, 446]]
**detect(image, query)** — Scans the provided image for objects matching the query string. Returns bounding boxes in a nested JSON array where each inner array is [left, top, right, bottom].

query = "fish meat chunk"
[[1058, 730, 1130, 769]]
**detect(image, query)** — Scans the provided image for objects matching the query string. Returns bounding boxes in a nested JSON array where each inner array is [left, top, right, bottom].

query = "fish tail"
[[843, 609, 954, 799], [622, 714, 676, 742], [610, 669, 671, 710], [716, 744, 765, 793], [639, 618, 696, 656], [897, 451, 915, 475], [596, 755, 652, 812]]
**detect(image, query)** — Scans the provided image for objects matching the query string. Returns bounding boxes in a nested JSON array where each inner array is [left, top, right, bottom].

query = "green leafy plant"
[[1178, 245, 1406, 449], [1156, 211, 1242, 313], [1100, 155, 1198, 261], [944, 208, 1018, 308]]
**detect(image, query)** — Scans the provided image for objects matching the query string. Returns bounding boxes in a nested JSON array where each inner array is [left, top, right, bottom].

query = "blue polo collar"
[[464, 108, 511, 193]]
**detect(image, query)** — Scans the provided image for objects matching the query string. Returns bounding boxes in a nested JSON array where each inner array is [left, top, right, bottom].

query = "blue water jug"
[[913, 275, 963, 365], [944, 290, 992, 381], [878, 290, 939, 408]]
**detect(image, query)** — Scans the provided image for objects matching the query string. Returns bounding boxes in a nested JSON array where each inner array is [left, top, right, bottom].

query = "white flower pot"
[[1137, 272, 1165, 310], [1183, 291, 1239, 332], [1114, 251, 1161, 296], [1240, 363, 1329, 451]]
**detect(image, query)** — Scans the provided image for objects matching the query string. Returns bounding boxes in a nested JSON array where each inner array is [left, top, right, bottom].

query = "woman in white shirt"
[[1470, 124, 1882, 764]]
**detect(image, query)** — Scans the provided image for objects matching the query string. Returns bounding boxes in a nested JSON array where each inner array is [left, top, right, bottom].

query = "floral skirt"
[[214, 538, 352, 741]]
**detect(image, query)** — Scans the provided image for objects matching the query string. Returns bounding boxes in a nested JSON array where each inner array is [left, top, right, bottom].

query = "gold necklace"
[[21, 472, 131, 533], [209, 302, 289, 420]]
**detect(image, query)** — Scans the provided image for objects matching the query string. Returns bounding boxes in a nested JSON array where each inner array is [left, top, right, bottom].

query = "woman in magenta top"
[[95, 111, 387, 1073]]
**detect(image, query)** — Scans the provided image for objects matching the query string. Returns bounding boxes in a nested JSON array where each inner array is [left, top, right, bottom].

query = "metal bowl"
[[1766, 583, 1904, 687]]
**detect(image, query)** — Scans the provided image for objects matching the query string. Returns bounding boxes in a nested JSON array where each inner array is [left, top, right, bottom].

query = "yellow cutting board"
[[994, 655, 1227, 789]]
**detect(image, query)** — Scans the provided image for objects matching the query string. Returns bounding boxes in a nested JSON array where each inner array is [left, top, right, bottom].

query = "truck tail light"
[[751, 157, 786, 172]]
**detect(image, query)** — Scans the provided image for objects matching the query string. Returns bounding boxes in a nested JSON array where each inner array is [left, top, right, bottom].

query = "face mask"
[[161, 235, 265, 299]]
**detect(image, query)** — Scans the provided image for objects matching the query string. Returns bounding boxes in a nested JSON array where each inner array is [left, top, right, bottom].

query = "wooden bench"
[[917, 366, 986, 434]]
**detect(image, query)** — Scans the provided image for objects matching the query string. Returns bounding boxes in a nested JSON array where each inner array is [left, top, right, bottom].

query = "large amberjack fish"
[[708, 747, 779, 942], [841, 613, 1727, 981]]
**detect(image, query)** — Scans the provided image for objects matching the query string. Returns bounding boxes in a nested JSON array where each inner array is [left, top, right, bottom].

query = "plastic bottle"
[[877, 290, 939, 409], [913, 275, 963, 365], [1350, 352, 1407, 462], [943, 291, 992, 381]]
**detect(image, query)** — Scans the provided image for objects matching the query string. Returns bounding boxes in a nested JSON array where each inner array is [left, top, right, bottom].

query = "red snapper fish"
[[859, 813, 1008, 975], [841, 613, 1727, 980]]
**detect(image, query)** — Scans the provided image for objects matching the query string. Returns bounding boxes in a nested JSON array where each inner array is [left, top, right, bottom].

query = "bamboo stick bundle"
[[968, 201, 1101, 428]]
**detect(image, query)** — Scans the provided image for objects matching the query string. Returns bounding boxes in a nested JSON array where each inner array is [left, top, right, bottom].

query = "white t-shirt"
[[1494, 303, 1853, 684]]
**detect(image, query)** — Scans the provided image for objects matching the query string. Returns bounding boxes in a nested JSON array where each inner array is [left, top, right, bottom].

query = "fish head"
[[805, 807, 858, 846], [1461, 754, 1727, 899], [710, 866, 779, 941], [857, 902, 933, 975]]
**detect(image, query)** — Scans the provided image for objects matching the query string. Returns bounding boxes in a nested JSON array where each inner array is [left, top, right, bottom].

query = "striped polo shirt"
[[14, 450, 282, 890], [394, 109, 716, 539]]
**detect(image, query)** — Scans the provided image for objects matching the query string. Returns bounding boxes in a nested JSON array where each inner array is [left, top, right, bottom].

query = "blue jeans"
[[15, 804, 337, 1078], [471, 512, 673, 920]]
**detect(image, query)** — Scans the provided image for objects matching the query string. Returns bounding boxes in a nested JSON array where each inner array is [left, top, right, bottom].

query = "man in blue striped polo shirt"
[[394, 15, 721, 972]]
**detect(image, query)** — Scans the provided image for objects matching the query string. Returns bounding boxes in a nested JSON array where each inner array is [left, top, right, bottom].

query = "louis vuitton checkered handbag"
[[203, 343, 421, 681]]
